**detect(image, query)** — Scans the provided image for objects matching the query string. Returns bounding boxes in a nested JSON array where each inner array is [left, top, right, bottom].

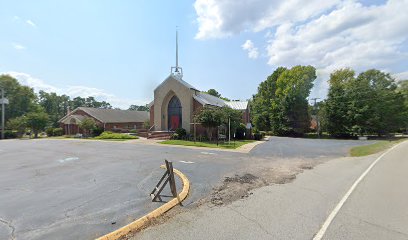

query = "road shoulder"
[[130, 154, 380, 240]]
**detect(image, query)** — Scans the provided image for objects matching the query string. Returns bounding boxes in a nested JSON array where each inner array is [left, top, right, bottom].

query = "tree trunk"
[[207, 127, 213, 141]]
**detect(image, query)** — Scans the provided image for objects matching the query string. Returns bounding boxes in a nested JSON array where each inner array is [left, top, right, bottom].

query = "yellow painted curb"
[[95, 165, 190, 240]]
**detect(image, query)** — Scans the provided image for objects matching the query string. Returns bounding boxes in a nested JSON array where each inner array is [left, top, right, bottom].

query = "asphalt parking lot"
[[0, 137, 370, 239]]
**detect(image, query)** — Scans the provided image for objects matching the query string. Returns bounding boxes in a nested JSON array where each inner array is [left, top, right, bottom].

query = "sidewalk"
[[131, 154, 378, 240]]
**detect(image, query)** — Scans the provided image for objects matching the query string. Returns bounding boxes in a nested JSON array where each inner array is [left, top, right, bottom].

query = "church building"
[[149, 31, 250, 135], [149, 67, 250, 134]]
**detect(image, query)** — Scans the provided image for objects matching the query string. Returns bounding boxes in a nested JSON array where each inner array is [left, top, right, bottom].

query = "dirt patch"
[[224, 173, 259, 184], [201, 158, 322, 207], [124, 158, 325, 239]]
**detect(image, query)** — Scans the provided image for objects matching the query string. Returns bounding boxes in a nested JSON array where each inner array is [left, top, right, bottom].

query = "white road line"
[[179, 160, 195, 164], [313, 141, 406, 240], [58, 157, 79, 163], [200, 152, 216, 155]]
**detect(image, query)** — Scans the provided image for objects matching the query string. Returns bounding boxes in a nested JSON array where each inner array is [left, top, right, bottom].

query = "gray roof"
[[194, 92, 248, 110], [60, 107, 150, 123], [60, 114, 86, 124], [225, 101, 248, 110], [194, 92, 227, 107], [153, 74, 249, 111]]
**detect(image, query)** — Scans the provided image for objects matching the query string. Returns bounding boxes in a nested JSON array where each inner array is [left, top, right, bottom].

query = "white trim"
[[154, 74, 198, 92]]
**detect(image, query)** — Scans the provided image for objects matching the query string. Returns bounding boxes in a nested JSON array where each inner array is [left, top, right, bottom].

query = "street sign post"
[[0, 98, 9, 104], [0, 88, 7, 140]]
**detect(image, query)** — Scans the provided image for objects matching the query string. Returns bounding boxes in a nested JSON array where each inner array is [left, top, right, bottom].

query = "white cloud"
[[194, 0, 341, 39], [12, 43, 26, 50], [194, 0, 408, 98], [394, 71, 408, 81], [5, 72, 58, 93], [241, 40, 259, 59], [26, 20, 37, 28], [1, 72, 148, 109]]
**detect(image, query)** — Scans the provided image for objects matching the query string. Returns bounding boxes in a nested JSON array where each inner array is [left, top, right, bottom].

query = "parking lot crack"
[[0, 218, 16, 240]]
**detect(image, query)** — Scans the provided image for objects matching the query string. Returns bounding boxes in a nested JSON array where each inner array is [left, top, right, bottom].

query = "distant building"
[[59, 107, 149, 135], [149, 73, 250, 135]]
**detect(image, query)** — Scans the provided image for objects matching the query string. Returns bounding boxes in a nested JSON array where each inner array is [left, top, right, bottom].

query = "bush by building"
[[53, 128, 63, 136], [94, 131, 138, 140]]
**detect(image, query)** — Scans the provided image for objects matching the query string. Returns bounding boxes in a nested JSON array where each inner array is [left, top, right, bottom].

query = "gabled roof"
[[194, 92, 226, 107], [193, 92, 249, 110], [154, 73, 199, 92], [60, 114, 86, 124], [59, 107, 150, 123]]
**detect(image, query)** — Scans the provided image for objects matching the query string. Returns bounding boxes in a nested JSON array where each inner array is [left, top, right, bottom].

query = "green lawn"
[[350, 139, 406, 157], [160, 140, 256, 149]]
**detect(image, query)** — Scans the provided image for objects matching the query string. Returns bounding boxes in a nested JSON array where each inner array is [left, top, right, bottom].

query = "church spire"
[[176, 28, 178, 69], [171, 27, 183, 78]]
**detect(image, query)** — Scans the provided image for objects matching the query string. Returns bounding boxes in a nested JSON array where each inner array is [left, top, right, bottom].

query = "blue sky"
[[1, 0, 407, 108]]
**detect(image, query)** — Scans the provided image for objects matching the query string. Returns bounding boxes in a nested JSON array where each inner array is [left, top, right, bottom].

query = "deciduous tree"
[[79, 118, 96, 137], [26, 112, 49, 138], [271, 65, 316, 136]]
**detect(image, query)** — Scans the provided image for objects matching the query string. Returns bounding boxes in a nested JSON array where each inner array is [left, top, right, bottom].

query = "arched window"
[[168, 96, 182, 130]]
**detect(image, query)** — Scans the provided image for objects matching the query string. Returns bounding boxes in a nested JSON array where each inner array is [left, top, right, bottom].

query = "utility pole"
[[228, 117, 231, 144], [310, 98, 321, 138], [1, 88, 5, 140]]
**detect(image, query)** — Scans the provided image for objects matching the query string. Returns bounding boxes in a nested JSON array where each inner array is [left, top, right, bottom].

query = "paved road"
[[134, 140, 408, 240], [0, 137, 370, 239], [251, 136, 371, 159], [324, 140, 408, 239]]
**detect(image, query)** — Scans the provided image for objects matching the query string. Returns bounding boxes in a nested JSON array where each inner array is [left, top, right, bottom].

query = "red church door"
[[168, 96, 182, 131], [171, 115, 180, 130]]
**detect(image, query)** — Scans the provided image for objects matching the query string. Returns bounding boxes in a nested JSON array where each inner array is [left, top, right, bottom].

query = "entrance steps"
[[136, 129, 148, 138], [148, 131, 174, 140]]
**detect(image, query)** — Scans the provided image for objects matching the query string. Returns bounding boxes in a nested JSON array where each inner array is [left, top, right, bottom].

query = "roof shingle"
[[61, 107, 150, 123]]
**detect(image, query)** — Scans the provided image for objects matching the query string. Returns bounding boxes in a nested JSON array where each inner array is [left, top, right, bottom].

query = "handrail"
[[148, 124, 155, 132]]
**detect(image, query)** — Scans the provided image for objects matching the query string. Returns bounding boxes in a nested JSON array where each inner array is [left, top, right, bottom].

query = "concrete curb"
[[154, 140, 267, 153], [95, 165, 190, 240]]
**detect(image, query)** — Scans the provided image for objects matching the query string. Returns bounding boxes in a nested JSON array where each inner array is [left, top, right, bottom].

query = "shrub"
[[197, 135, 209, 142], [143, 120, 151, 129], [95, 131, 138, 140], [175, 128, 187, 138], [92, 127, 104, 137], [53, 128, 64, 136], [4, 130, 17, 139], [171, 133, 179, 140], [253, 133, 263, 140], [79, 118, 96, 135], [253, 128, 262, 140], [129, 129, 138, 134], [46, 128, 55, 137], [235, 123, 247, 139]]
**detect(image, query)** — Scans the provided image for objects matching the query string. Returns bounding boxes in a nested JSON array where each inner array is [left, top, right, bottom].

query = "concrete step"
[[148, 131, 173, 139]]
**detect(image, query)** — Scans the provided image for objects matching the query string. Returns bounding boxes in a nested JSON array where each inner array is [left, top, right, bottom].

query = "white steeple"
[[171, 28, 183, 78]]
